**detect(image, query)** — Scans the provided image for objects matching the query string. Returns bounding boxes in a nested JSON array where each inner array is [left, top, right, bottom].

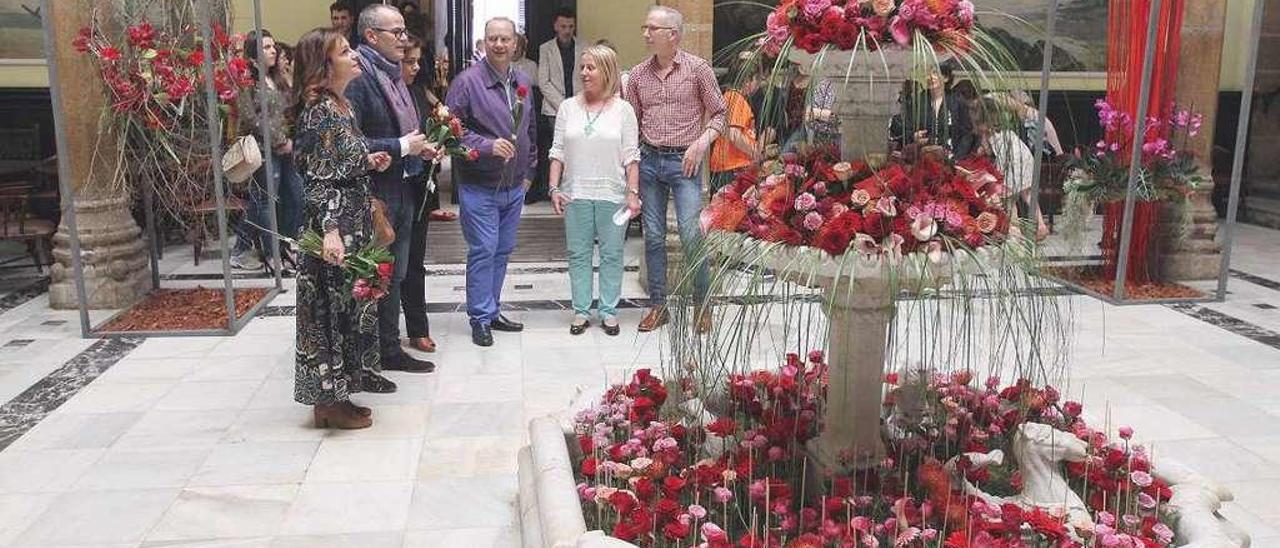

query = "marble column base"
[[48, 195, 151, 310], [1159, 190, 1222, 281]]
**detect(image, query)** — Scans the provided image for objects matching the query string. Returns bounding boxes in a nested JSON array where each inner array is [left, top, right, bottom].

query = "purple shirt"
[[445, 59, 537, 187]]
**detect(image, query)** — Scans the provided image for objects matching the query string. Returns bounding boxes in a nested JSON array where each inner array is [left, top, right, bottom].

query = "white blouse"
[[989, 129, 1034, 194], [548, 96, 640, 204]]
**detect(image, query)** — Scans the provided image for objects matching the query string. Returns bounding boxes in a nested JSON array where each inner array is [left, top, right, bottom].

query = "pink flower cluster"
[[761, 0, 977, 56], [574, 362, 1180, 547]]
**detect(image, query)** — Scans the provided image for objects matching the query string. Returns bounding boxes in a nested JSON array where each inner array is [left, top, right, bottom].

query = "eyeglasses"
[[640, 25, 675, 34], [373, 27, 409, 39]]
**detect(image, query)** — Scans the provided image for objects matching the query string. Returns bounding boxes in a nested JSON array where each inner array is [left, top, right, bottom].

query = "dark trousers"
[[401, 173, 438, 339], [527, 114, 555, 203], [373, 179, 417, 359]]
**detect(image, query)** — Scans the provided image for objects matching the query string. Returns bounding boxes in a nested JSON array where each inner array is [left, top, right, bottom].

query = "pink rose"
[[802, 0, 833, 21], [713, 486, 733, 503], [871, 0, 896, 17], [795, 192, 818, 211], [850, 189, 872, 207], [1118, 425, 1134, 440], [1130, 471, 1153, 487], [910, 215, 937, 241], [876, 196, 897, 217], [803, 211, 825, 231], [688, 504, 707, 519], [700, 522, 728, 543]]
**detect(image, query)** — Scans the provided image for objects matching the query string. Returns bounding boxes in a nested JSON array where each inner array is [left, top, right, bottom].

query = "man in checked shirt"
[[624, 5, 727, 334]]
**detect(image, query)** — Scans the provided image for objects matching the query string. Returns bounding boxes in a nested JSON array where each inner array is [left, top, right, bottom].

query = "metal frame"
[[41, 0, 281, 338], [1033, 0, 1253, 306]]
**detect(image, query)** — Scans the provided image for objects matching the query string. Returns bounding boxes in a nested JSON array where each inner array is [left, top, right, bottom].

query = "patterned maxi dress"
[[292, 96, 381, 405]]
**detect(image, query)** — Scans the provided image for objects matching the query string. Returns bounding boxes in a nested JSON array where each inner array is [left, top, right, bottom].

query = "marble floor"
[[0, 223, 1279, 547]]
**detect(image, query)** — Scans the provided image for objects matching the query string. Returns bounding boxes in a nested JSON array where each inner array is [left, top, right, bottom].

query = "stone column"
[[46, 0, 151, 309], [1241, 0, 1280, 228], [1161, 0, 1228, 281]]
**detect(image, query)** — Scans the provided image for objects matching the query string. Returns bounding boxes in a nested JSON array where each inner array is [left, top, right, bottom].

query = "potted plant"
[[1061, 99, 1206, 285]]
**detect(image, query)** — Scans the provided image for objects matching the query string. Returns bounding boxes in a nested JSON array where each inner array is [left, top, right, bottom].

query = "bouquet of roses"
[[423, 103, 478, 161], [760, 0, 977, 56], [702, 145, 1010, 259], [291, 229, 394, 302], [417, 104, 477, 219]]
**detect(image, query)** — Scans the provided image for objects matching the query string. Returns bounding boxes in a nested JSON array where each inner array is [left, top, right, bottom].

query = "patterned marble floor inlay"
[[0, 336, 143, 450], [0, 277, 50, 316], [1167, 303, 1280, 351]]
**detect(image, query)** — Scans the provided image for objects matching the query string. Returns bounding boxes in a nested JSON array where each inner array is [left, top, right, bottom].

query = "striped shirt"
[[624, 49, 727, 148]]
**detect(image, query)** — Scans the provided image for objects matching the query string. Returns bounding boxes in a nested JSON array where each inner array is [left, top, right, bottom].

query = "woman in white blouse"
[[548, 44, 641, 336]]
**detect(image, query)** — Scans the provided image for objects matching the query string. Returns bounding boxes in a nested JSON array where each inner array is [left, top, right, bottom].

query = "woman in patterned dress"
[[289, 27, 393, 429]]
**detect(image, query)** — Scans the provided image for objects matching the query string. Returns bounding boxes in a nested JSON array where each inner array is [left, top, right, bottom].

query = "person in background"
[[548, 44, 641, 336], [471, 38, 485, 66], [906, 67, 975, 159], [801, 77, 839, 148], [976, 97, 1050, 240], [231, 30, 293, 273], [346, 4, 439, 385], [399, 36, 446, 355], [535, 8, 583, 205], [272, 41, 304, 254], [593, 39, 627, 91], [993, 89, 1065, 159], [888, 80, 924, 154], [445, 17, 537, 347], [625, 5, 726, 334], [710, 56, 764, 192], [513, 34, 539, 82], [290, 27, 389, 430], [330, 2, 354, 39]]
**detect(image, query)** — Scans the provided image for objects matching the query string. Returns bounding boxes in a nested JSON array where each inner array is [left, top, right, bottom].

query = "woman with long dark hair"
[[290, 27, 393, 429], [231, 30, 293, 272]]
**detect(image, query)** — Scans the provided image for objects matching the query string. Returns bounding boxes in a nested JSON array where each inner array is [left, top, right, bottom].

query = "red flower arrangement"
[[702, 145, 1010, 258], [573, 362, 1180, 547], [761, 0, 977, 56], [74, 20, 253, 129]]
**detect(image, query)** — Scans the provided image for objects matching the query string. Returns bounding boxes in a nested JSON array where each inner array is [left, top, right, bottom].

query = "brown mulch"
[[99, 287, 271, 332], [1041, 266, 1207, 301]]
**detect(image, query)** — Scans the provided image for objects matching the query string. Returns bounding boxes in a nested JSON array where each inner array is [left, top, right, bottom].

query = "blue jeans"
[[639, 149, 709, 305], [372, 179, 416, 358], [233, 164, 274, 257], [458, 182, 524, 325]]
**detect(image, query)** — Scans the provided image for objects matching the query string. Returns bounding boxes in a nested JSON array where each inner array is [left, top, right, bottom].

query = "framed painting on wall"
[[0, 1, 44, 62]]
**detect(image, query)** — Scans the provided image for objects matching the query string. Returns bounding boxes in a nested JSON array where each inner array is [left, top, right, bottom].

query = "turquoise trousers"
[[564, 199, 627, 319]]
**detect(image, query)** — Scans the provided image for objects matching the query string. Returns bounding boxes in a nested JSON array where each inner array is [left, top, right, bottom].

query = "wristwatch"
[[626, 187, 639, 196], [550, 187, 561, 195]]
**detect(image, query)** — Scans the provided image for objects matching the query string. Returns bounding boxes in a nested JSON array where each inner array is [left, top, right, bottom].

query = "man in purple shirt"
[[445, 16, 537, 347]]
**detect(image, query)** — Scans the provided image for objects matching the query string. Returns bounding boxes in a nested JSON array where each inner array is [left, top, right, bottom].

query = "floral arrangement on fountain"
[[700, 146, 1012, 260], [73, 4, 256, 223], [761, 0, 977, 55], [572, 361, 1182, 547]]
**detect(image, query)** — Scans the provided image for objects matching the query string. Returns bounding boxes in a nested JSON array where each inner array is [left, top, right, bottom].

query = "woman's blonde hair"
[[580, 44, 620, 98]]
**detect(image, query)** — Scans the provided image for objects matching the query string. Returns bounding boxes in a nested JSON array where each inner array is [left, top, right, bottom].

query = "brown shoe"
[[637, 307, 669, 332], [313, 403, 372, 429], [408, 336, 437, 352], [341, 400, 372, 417], [695, 307, 712, 334]]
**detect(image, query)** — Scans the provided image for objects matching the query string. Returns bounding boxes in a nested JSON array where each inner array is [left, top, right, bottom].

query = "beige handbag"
[[222, 135, 263, 184]]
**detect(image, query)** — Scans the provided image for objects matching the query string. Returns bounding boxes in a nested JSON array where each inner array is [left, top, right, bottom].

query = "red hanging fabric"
[[1105, 0, 1185, 148]]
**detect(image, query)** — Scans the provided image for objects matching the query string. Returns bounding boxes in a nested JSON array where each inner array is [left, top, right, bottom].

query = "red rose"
[[706, 417, 737, 437], [609, 490, 637, 513], [654, 497, 682, 517], [99, 46, 121, 62], [661, 475, 687, 496], [662, 520, 690, 540], [376, 262, 393, 278], [449, 118, 463, 138], [466, 148, 480, 161], [580, 457, 597, 476], [633, 477, 657, 500], [515, 84, 529, 99]]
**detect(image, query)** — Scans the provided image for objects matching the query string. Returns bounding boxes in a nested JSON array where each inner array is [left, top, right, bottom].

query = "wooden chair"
[[0, 184, 56, 273], [187, 195, 246, 266]]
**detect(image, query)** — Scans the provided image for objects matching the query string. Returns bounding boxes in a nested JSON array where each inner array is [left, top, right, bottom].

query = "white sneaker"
[[230, 252, 263, 270]]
